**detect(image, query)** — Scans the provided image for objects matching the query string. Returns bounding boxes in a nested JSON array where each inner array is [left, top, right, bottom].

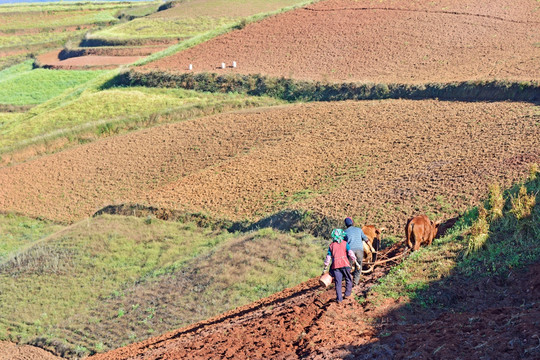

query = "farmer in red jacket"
[[322, 228, 357, 303]]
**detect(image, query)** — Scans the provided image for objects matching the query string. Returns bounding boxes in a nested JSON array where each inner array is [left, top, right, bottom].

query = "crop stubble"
[[0, 100, 538, 235]]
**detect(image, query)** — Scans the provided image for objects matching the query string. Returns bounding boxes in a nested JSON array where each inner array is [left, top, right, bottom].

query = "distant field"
[[150, 0, 307, 19], [90, 16, 235, 40], [87, 0, 311, 45], [0, 214, 323, 357], [0, 61, 102, 106], [0, 9, 119, 32], [141, 0, 540, 83], [0, 1, 139, 68], [0, 30, 87, 48], [0, 2, 136, 14]]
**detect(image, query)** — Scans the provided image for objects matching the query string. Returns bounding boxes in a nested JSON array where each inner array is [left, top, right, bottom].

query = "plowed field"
[[88, 249, 540, 360], [141, 0, 540, 83], [0, 100, 538, 234], [37, 49, 143, 70], [0, 341, 62, 360]]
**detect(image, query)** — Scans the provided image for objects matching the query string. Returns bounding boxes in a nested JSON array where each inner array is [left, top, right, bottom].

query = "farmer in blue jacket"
[[322, 228, 357, 303], [344, 217, 369, 286]]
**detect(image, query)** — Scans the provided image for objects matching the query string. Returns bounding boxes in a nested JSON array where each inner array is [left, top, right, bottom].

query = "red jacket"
[[329, 241, 351, 269]]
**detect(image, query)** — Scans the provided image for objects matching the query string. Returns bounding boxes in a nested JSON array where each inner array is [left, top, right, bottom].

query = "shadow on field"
[[94, 204, 340, 238], [337, 178, 540, 359]]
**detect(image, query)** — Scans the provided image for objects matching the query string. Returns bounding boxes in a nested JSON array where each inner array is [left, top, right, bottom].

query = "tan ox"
[[405, 215, 440, 251], [361, 225, 384, 263]]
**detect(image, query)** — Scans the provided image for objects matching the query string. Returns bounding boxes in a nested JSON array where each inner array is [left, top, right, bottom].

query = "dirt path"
[[141, 0, 540, 83]]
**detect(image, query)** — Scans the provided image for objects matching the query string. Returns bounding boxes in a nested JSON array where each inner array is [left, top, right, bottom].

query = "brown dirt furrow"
[[0, 100, 538, 231], [59, 46, 168, 58], [37, 49, 143, 69], [141, 0, 540, 83], [0, 341, 63, 360]]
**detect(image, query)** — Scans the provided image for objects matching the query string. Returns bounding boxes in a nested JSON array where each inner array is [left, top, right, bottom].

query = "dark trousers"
[[331, 267, 352, 302], [351, 248, 363, 285]]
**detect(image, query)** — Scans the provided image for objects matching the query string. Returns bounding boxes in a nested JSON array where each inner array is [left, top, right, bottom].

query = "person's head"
[[331, 228, 346, 243], [344, 217, 354, 227]]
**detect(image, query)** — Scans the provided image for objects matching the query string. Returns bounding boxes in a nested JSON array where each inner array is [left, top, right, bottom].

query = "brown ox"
[[361, 225, 384, 263], [405, 215, 440, 251]]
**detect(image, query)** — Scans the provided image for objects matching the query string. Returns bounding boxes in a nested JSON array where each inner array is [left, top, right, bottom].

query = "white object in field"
[[319, 273, 332, 288], [188, 64, 193, 70], [221, 62, 226, 69], [232, 61, 237, 68]]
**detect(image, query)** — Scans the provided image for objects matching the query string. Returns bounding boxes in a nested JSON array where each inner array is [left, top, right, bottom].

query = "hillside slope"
[[90, 172, 540, 359]]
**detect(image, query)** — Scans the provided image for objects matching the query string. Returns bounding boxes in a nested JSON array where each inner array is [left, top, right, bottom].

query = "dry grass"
[[0, 215, 325, 358], [487, 183, 504, 220], [464, 205, 489, 257], [510, 185, 536, 221]]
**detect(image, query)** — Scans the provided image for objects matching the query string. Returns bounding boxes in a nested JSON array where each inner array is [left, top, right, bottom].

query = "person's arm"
[[322, 247, 332, 273], [346, 242, 357, 262], [361, 230, 369, 242]]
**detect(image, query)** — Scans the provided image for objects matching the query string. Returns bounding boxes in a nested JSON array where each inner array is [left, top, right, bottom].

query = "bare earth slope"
[[141, 0, 540, 83], [0, 341, 63, 360], [88, 250, 540, 360], [0, 100, 538, 234]]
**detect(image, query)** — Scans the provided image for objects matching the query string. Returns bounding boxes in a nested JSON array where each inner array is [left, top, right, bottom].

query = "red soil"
[[0, 341, 63, 360], [88, 249, 540, 359], [0, 100, 538, 235], [141, 0, 540, 83], [37, 49, 143, 69]]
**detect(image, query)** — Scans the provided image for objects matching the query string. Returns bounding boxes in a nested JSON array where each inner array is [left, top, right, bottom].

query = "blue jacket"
[[345, 226, 368, 250]]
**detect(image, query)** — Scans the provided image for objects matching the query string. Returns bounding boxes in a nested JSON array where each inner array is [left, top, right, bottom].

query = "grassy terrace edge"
[[114, 70, 540, 103]]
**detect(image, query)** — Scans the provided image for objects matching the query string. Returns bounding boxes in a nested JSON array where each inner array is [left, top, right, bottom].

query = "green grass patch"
[[116, 1, 171, 20], [0, 63, 103, 106], [370, 165, 540, 309], [0, 215, 325, 357], [0, 29, 87, 49], [0, 53, 33, 71], [91, 16, 235, 40], [0, 2, 136, 14], [0, 8, 122, 32], [0, 59, 33, 78], [0, 213, 63, 261]]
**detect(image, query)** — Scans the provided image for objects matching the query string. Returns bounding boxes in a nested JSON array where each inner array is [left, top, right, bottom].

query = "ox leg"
[[413, 237, 421, 251]]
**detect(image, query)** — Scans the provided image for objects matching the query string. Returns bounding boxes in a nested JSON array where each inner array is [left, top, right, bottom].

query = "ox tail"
[[405, 218, 413, 249]]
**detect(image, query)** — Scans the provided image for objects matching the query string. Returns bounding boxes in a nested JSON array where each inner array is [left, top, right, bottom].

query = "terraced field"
[[0, 1, 132, 70], [141, 0, 540, 83], [86, 0, 309, 46], [1, 1, 539, 359], [1, 100, 537, 234]]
